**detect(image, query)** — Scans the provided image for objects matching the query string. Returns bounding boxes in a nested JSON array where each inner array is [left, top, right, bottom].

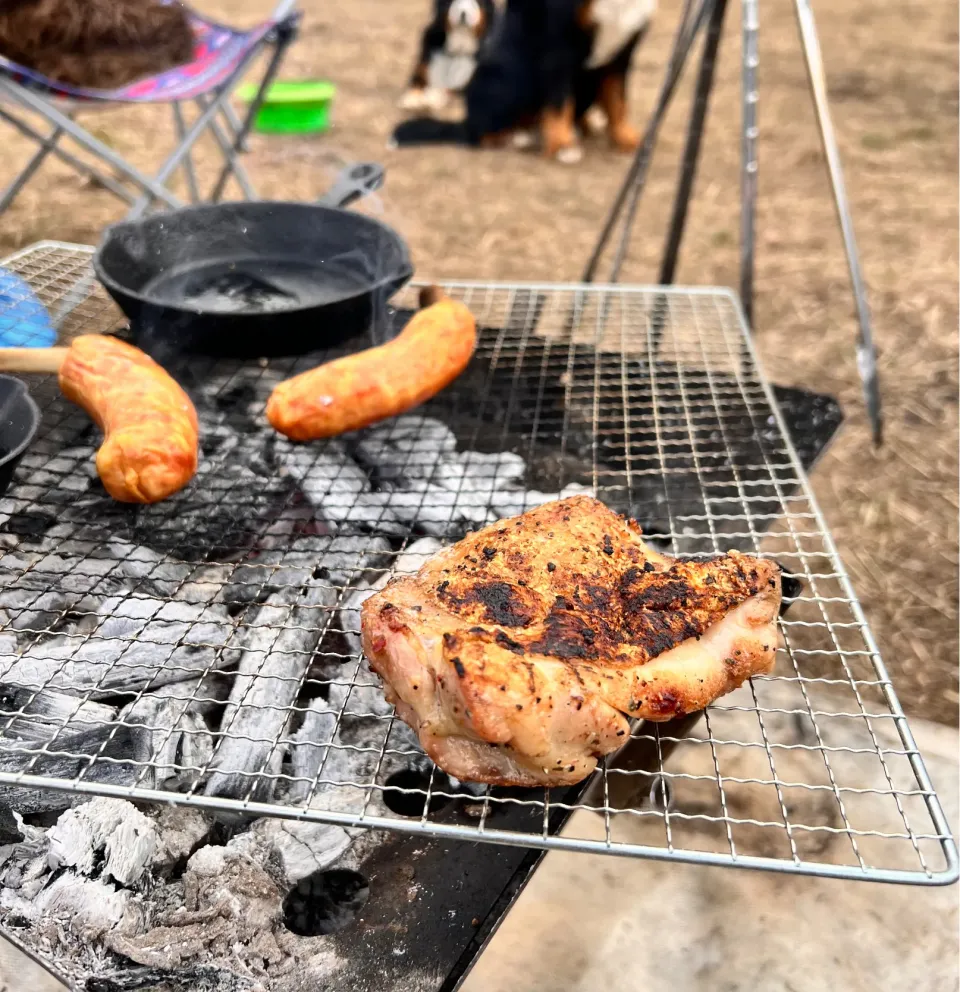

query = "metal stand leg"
[[793, 0, 882, 444], [646, 0, 730, 358], [740, 0, 759, 328], [658, 0, 729, 286], [583, 0, 710, 283], [220, 101, 251, 154]]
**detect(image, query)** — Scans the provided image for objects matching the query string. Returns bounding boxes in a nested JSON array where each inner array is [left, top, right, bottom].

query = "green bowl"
[[237, 80, 336, 135]]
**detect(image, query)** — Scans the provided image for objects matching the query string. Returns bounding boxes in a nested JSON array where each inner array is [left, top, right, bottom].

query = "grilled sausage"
[[59, 335, 198, 503], [266, 295, 477, 441]]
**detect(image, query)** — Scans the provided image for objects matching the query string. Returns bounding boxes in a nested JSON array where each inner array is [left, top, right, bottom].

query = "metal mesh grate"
[[0, 242, 954, 885]]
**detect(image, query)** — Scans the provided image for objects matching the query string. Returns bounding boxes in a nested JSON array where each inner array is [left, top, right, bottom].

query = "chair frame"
[[0, 0, 299, 220]]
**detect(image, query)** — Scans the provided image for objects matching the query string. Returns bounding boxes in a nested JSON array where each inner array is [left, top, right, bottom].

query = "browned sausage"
[[266, 296, 476, 441], [58, 335, 199, 503]]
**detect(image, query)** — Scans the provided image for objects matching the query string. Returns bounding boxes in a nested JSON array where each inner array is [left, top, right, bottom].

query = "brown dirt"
[[0, 0, 956, 723]]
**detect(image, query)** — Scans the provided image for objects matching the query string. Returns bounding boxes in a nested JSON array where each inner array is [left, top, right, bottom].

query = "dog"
[[392, 0, 655, 162], [400, 0, 497, 113], [0, 0, 194, 89]]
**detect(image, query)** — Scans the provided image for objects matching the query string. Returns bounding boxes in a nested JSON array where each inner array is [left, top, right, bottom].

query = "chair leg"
[[0, 78, 183, 209], [126, 43, 270, 219], [209, 33, 293, 203], [0, 123, 63, 215], [194, 95, 257, 202], [172, 102, 200, 203], [0, 107, 137, 207], [220, 101, 250, 154]]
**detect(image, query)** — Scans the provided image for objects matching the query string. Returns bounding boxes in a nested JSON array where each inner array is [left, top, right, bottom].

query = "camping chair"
[[0, 0, 300, 221]]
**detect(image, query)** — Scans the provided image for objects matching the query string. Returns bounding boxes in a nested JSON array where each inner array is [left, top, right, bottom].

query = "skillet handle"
[[318, 163, 385, 209]]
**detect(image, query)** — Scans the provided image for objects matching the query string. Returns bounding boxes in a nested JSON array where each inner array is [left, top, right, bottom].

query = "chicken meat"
[[361, 495, 781, 787]]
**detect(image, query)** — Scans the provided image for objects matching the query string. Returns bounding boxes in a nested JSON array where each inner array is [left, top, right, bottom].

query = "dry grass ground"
[[0, 0, 955, 722]]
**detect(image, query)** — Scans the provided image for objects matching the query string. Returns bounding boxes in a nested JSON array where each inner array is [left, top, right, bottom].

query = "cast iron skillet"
[[0, 375, 40, 499], [93, 164, 413, 359]]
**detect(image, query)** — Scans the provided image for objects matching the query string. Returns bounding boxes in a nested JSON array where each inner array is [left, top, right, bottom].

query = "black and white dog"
[[393, 0, 656, 163], [399, 0, 498, 112]]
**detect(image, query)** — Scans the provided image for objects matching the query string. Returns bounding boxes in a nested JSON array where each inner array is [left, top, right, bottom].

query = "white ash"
[[48, 797, 158, 887]]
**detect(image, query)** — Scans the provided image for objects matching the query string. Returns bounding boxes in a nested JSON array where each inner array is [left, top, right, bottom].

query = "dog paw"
[[582, 106, 608, 136], [399, 88, 428, 111], [423, 87, 451, 111], [512, 130, 537, 151], [555, 144, 584, 165]]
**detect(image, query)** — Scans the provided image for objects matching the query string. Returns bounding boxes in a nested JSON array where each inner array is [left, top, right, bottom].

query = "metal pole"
[[605, 0, 714, 283], [740, 0, 759, 328], [658, 0, 730, 285], [793, 0, 882, 445], [582, 0, 707, 283]]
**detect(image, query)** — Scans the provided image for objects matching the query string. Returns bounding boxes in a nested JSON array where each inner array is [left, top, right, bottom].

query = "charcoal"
[[221, 533, 390, 612], [274, 438, 406, 536], [0, 724, 139, 815], [287, 698, 339, 803], [0, 587, 102, 646], [350, 416, 459, 482], [0, 684, 116, 743], [0, 805, 22, 844], [0, 600, 236, 700], [203, 581, 336, 803], [227, 811, 351, 884], [337, 537, 443, 657], [119, 681, 217, 792]]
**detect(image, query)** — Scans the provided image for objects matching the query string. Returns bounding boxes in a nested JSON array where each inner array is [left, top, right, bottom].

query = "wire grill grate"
[[0, 241, 954, 885]]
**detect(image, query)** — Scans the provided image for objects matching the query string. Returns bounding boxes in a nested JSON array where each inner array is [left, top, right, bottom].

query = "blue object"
[[0, 268, 57, 348]]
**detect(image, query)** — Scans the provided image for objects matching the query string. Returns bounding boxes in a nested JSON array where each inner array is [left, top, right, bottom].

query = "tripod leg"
[[740, 0, 759, 328], [648, 0, 728, 358], [581, 0, 709, 283], [793, 0, 882, 445], [658, 0, 729, 287]]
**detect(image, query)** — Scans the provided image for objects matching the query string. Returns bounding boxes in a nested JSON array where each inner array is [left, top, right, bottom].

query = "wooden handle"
[[0, 347, 68, 374]]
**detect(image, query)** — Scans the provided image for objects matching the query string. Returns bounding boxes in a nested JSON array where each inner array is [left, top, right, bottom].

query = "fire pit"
[[0, 243, 953, 991]]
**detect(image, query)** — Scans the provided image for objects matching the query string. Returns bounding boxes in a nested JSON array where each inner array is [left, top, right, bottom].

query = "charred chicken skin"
[[361, 495, 781, 787]]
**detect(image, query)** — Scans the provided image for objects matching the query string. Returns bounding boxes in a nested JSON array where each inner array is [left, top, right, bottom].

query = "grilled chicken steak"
[[361, 495, 781, 787]]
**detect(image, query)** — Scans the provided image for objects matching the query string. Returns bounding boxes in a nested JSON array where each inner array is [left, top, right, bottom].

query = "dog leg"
[[541, 99, 582, 163], [400, 60, 432, 110], [599, 73, 639, 152]]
